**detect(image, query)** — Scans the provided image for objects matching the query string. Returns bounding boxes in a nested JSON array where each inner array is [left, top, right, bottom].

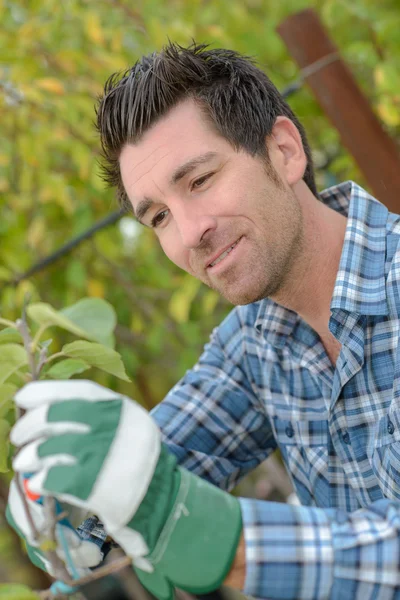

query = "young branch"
[[0, 317, 17, 328], [13, 303, 138, 598]]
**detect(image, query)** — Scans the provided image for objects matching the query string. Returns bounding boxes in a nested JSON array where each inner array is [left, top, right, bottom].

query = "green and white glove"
[[10, 380, 242, 600], [6, 477, 103, 576]]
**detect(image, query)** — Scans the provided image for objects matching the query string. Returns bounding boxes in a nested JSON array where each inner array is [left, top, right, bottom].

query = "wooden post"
[[277, 9, 400, 212]]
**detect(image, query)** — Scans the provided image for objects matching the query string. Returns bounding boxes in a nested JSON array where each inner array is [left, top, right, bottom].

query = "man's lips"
[[205, 237, 242, 269]]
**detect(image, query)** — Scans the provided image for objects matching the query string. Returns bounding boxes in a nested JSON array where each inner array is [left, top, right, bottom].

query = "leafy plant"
[[0, 297, 131, 599]]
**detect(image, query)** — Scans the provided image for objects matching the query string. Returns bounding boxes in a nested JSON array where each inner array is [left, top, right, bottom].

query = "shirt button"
[[342, 431, 351, 445], [388, 420, 395, 435], [285, 425, 294, 438]]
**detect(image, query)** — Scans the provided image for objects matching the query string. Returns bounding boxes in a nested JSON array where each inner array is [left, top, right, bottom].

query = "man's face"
[[120, 100, 303, 305]]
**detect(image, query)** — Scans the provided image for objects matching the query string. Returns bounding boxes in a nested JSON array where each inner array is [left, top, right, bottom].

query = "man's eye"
[[191, 173, 213, 191], [151, 209, 169, 228]]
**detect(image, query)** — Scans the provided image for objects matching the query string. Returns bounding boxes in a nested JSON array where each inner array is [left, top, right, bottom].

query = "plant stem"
[[14, 304, 136, 598], [31, 323, 51, 352], [44, 352, 65, 364], [16, 318, 38, 380], [0, 317, 17, 328]]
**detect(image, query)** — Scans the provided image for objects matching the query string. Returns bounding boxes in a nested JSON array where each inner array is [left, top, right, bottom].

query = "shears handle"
[[23, 472, 74, 530]]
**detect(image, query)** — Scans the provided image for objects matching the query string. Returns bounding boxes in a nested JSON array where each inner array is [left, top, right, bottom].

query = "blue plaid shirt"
[[150, 181, 400, 599]]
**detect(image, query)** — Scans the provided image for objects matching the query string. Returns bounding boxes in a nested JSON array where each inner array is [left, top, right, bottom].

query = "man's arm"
[[224, 533, 246, 590], [151, 308, 277, 491], [223, 496, 400, 600]]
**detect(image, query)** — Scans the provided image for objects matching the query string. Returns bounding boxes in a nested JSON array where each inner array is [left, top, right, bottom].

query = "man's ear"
[[267, 116, 307, 186]]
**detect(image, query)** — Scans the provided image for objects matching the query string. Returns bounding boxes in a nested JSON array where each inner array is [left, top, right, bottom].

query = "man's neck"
[[271, 185, 348, 342]]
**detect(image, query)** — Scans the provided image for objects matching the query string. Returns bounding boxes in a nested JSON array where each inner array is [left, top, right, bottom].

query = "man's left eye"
[[191, 173, 213, 190]]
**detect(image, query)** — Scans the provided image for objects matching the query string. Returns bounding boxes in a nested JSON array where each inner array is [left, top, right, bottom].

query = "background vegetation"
[[1, 0, 400, 588]]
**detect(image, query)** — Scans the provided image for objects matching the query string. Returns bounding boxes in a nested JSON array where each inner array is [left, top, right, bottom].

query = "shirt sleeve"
[[240, 496, 400, 600], [151, 311, 277, 491]]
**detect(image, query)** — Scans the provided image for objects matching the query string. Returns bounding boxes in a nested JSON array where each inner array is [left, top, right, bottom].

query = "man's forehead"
[[120, 143, 174, 189], [121, 139, 224, 202], [121, 100, 220, 172]]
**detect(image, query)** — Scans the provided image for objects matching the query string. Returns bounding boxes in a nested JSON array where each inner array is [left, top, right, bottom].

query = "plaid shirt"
[[150, 181, 400, 599]]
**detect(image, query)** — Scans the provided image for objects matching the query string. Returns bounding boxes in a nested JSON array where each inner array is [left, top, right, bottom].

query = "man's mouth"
[[207, 238, 241, 268]]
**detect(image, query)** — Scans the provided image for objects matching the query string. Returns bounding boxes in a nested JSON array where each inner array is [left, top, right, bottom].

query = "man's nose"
[[175, 206, 217, 249]]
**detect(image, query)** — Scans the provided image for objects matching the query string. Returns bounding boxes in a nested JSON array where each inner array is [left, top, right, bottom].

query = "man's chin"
[[215, 285, 271, 307]]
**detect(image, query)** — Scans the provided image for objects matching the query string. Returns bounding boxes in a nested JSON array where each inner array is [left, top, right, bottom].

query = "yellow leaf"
[[202, 289, 219, 315], [53, 126, 69, 141], [54, 50, 78, 75], [39, 187, 53, 203], [87, 279, 105, 298], [377, 101, 400, 127], [169, 277, 201, 323], [207, 25, 224, 38], [131, 313, 144, 334], [111, 31, 123, 53], [28, 218, 46, 249], [86, 13, 105, 44], [36, 78, 65, 96], [0, 154, 9, 166], [374, 66, 385, 87], [0, 179, 9, 193]]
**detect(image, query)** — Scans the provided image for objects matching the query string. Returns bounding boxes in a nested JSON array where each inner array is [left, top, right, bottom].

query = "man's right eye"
[[150, 209, 169, 228]]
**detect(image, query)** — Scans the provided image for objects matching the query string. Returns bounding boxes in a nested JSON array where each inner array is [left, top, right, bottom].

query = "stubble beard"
[[205, 188, 305, 306]]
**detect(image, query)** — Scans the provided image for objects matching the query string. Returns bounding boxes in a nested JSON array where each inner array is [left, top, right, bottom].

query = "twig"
[[13, 300, 137, 598], [31, 324, 51, 352], [100, 0, 147, 35], [38, 554, 133, 596], [17, 318, 39, 380], [14, 308, 71, 583], [37, 346, 49, 375], [64, 555, 132, 587], [0, 209, 125, 291], [42, 497, 72, 583], [44, 351, 65, 365], [0, 317, 17, 328], [13, 475, 40, 544]]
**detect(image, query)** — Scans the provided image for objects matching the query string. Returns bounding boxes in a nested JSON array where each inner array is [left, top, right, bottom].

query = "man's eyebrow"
[[134, 197, 154, 224], [134, 152, 219, 223], [170, 151, 218, 186]]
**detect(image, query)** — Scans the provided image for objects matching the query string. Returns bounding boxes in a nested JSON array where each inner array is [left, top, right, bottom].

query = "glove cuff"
[[135, 467, 242, 600]]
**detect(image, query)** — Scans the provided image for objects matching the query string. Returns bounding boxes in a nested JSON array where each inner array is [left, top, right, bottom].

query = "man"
[[8, 42, 400, 599]]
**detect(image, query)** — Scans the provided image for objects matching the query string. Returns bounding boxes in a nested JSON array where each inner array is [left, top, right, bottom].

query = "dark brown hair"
[[96, 41, 317, 209]]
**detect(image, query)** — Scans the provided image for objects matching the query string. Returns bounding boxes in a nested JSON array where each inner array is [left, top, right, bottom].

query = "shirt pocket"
[[272, 415, 328, 505], [371, 410, 400, 499]]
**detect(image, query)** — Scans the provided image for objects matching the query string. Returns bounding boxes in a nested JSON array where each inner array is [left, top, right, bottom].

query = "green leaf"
[[61, 298, 116, 347], [0, 384, 17, 417], [0, 584, 40, 599], [0, 344, 28, 384], [27, 298, 116, 347], [27, 302, 89, 338], [40, 338, 53, 349], [46, 358, 90, 379], [62, 341, 130, 381], [0, 419, 11, 473], [0, 328, 23, 345]]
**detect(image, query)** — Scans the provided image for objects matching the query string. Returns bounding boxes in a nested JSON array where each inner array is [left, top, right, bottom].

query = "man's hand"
[[10, 380, 243, 600]]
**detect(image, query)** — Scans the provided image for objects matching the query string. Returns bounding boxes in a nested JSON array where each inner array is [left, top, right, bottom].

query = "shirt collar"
[[255, 180, 390, 348]]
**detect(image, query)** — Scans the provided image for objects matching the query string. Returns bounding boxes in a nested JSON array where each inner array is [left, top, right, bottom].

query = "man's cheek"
[[160, 239, 190, 272]]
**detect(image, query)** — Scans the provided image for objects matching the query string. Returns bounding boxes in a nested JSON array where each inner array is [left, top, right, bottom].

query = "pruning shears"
[[23, 474, 226, 600]]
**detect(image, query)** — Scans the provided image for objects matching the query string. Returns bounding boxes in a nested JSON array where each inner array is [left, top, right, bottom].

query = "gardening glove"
[[6, 476, 103, 576], [10, 380, 242, 600]]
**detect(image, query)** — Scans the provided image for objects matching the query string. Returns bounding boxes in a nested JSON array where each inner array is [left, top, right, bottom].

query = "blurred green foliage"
[[1, 0, 400, 590]]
